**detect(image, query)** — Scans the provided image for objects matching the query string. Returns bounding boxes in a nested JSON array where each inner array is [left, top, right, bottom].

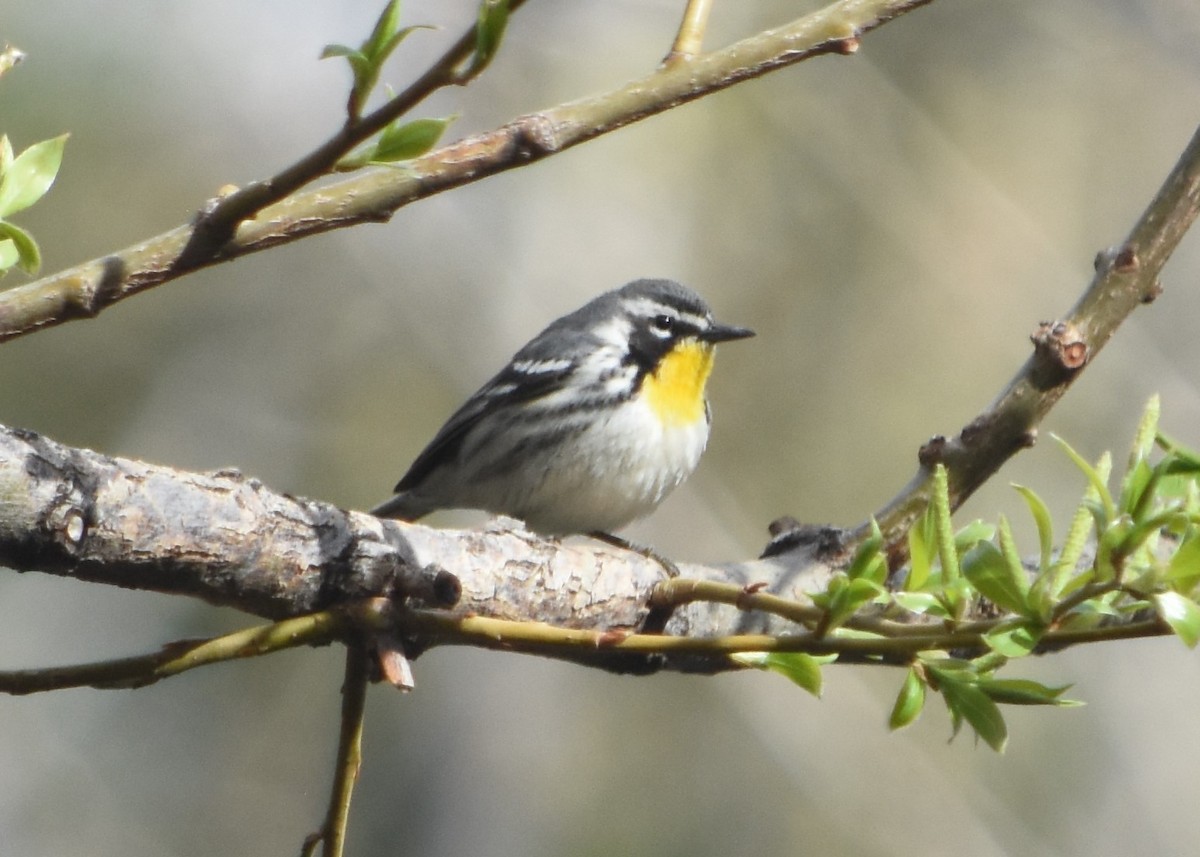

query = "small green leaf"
[[1137, 452, 1197, 524], [0, 133, 68, 217], [982, 621, 1041, 657], [846, 519, 886, 584], [1120, 457, 1154, 518], [824, 627, 886, 641], [1012, 484, 1054, 571], [461, 0, 510, 79], [375, 25, 432, 66], [0, 135, 12, 173], [0, 236, 18, 270], [1053, 433, 1115, 527], [1157, 431, 1200, 471], [976, 677, 1081, 707], [972, 652, 1009, 675], [1165, 530, 1200, 592], [1164, 455, 1200, 477], [954, 520, 995, 554], [335, 115, 455, 171], [1153, 591, 1200, 648], [1157, 460, 1200, 518], [938, 675, 1008, 752], [1116, 509, 1186, 565], [363, 0, 404, 62], [0, 219, 40, 273], [1054, 608, 1105, 634], [320, 43, 367, 62], [889, 668, 926, 730], [373, 115, 455, 162], [324, 2, 434, 121], [922, 657, 978, 679], [821, 575, 885, 631], [325, 48, 372, 90], [731, 651, 836, 698], [1094, 514, 1137, 583], [890, 591, 951, 617], [905, 507, 935, 591], [961, 539, 1029, 616]]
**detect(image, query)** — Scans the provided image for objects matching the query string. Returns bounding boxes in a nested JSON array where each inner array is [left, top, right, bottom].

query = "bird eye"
[[652, 314, 675, 334]]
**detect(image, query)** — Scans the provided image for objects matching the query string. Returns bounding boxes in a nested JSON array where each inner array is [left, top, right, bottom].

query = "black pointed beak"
[[701, 322, 755, 344]]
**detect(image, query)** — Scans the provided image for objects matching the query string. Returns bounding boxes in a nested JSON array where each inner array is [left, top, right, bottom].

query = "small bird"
[[371, 278, 753, 535]]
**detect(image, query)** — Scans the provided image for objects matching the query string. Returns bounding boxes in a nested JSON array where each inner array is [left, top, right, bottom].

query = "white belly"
[[510, 395, 710, 534]]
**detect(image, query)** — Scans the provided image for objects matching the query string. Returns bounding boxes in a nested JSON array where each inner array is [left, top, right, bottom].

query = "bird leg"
[[587, 531, 681, 579]]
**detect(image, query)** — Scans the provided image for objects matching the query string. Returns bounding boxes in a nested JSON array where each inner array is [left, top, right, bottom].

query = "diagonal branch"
[[0, 0, 932, 343], [859, 121, 1200, 554], [184, 0, 530, 261]]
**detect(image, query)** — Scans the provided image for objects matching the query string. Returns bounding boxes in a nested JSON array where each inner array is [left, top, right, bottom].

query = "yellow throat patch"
[[643, 339, 715, 426]]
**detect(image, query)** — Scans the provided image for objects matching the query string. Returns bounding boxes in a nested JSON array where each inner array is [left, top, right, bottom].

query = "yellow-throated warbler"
[[371, 278, 753, 534]]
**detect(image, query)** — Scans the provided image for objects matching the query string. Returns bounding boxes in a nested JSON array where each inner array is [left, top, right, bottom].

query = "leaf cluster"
[[739, 395, 1200, 752], [322, 0, 510, 170], [321, 0, 432, 123]]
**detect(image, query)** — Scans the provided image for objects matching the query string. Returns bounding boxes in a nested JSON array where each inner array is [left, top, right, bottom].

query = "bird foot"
[[587, 531, 680, 578]]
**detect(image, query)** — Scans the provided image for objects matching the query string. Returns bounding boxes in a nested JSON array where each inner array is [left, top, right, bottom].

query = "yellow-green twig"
[[0, 600, 393, 695], [649, 577, 824, 627], [302, 643, 371, 857], [399, 606, 1168, 663], [666, 0, 715, 61], [866, 122, 1200, 553], [193, 0, 530, 253]]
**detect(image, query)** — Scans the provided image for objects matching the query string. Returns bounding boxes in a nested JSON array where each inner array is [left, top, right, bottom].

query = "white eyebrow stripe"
[[619, 296, 709, 329]]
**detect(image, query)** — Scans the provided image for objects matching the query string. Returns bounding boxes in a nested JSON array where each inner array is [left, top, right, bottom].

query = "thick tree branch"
[[0, 0, 931, 343], [0, 422, 835, 643], [0, 422, 1176, 686]]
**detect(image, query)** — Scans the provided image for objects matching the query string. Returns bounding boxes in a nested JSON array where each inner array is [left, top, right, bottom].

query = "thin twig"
[[0, 601, 392, 695], [186, 0, 529, 259], [1048, 581, 1118, 624], [665, 0, 715, 62], [399, 606, 1169, 664], [302, 643, 371, 857], [649, 577, 824, 626]]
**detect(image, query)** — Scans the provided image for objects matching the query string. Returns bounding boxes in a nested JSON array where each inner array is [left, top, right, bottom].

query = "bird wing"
[[393, 348, 580, 494]]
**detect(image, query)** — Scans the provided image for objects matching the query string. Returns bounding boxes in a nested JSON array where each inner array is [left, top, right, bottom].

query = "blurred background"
[[2, 0, 1199, 854]]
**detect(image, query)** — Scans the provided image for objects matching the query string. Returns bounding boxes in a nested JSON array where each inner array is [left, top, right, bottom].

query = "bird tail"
[[369, 493, 428, 520]]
